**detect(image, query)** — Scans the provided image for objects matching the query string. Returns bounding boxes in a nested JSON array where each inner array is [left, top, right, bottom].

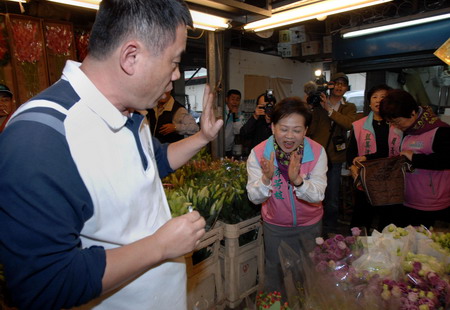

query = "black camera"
[[307, 80, 334, 108], [264, 89, 276, 116]]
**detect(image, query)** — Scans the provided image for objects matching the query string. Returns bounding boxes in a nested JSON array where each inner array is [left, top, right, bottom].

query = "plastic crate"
[[186, 223, 225, 310], [218, 216, 264, 308]]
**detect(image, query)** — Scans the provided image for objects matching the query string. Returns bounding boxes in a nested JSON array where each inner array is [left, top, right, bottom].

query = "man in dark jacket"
[[307, 72, 357, 236]]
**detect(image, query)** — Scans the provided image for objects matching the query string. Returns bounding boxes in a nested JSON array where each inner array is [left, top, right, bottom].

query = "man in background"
[[224, 89, 244, 157], [0, 84, 14, 132], [307, 72, 357, 236], [148, 91, 199, 143], [0, 0, 223, 309]]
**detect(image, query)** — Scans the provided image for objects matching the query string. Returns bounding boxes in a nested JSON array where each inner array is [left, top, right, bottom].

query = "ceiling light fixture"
[[244, 0, 393, 32], [342, 12, 450, 38], [190, 10, 231, 31], [45, 1, 230, 31], [47, 0, 101, 10]]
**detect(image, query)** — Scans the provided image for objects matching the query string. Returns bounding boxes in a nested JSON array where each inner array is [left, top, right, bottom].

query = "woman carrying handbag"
[[347, 84, 403, 233]]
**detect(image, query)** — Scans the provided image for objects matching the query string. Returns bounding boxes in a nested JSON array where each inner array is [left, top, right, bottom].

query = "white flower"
[[407, 291, 418, 302], [337, 241, 347, 250]]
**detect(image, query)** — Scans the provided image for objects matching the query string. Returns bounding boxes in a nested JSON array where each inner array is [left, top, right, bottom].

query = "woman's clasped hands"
[[260, 151, 304, 187]]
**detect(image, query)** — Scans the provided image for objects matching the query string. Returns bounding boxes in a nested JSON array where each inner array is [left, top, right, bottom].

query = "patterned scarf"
[[274, 140, 304, 182], [405, 106, 450, 135]]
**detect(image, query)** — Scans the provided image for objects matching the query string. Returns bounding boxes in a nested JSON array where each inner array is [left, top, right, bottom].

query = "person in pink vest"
[[379, 89, 450, 228], [246, 97, 328, 295], [346, 84, 403, 232]]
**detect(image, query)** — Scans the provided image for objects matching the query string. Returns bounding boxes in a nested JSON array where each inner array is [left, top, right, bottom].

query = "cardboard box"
[[278, 30, 292, 43], [277, 43, 301, 58], [301, 40, 321, 56], [279, 26, 307, 44], [289, 25, 307, 44], [323, 35, 332, 54]]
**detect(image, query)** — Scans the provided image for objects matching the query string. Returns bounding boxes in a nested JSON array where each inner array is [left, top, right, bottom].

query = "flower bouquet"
[[381, 263, 450, 309], [350, 224, 417, 281], [416, 228, 450, 273], [278, 224, 450, 310]]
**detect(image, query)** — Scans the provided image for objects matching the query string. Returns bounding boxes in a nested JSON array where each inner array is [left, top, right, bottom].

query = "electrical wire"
[[187, 29, 205, 40]]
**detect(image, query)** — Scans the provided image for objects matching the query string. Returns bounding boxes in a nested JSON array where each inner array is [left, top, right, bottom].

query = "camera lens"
[[264, 103, 274, 116], [307, 91, 322, 107]]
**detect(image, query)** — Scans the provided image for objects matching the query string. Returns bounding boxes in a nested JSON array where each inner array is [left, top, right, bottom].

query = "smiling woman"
[[271, 111, 307, 154], [245, 97, 328, 296]]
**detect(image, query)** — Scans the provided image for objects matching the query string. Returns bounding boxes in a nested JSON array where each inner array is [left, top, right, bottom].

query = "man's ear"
[[120, 40, 140, 76]]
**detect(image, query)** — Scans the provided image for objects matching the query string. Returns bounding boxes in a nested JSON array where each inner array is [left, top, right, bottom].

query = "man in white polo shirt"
[[0, 0, 223, 309]]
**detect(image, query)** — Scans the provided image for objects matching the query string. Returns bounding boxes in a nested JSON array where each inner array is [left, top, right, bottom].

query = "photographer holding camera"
[[307, 72, 357, 236], [241, 90, 277, 151]]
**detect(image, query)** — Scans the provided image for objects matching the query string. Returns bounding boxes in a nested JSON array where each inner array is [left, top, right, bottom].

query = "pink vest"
[[402, 128, 450, 211], [352, 112, 402, 157], [254, 137, 323, 227]]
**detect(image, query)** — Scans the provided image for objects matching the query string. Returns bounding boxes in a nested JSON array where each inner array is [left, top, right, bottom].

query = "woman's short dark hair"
[[89, 0, 192, 59], [366, 84, 392, 103], [379, 89, 420, 120], [271, 97, 312, 127]]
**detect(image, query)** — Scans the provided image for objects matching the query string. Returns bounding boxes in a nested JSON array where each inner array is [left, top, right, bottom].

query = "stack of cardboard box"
[[277, 25, 306, 58]]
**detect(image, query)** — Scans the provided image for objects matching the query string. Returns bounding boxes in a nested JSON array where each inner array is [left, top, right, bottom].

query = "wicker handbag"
[[355, 156, 409, 206]]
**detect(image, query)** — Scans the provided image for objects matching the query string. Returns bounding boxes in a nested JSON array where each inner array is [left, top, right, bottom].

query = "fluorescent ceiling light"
[[244, 0, 393, 32], [6, 0, 27, 13], [45, 1, 230, 31], [190, 10, 230, 31], [47, 0, 100, 10], [342, 13, 450, 38]]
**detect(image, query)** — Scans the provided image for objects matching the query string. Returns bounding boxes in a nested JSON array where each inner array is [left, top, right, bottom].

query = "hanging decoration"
[[44, 22, 74, 84], [75, 30, 90, 62], [0, 15, 11, 85], [45, 24, 73, 56], [0, 17, 10, 67], [10, 18, 43, 99]]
